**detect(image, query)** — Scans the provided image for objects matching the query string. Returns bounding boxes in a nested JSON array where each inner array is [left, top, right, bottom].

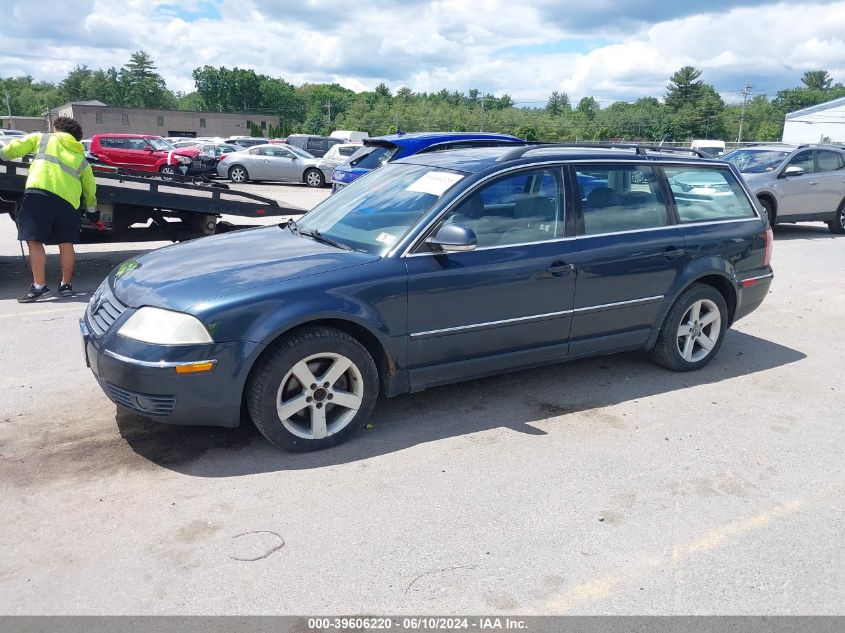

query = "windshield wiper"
[[286, 219, 299, 234], [298, 228, 352, 251]]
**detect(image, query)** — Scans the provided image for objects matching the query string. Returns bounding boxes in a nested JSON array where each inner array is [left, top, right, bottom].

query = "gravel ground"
[[0, 190, 842, 615]]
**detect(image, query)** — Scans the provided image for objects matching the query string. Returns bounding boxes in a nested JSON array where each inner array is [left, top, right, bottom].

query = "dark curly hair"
[[53, 116, 83, 141]]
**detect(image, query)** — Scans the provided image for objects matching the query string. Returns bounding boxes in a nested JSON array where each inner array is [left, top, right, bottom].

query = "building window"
[[157, 116, 164, 127], [261, 120, 266, 129], [246, 120, 252, 129], [121, 114, 129, 126], [95, 112, 103, 124], [200, 118, 206, 128]]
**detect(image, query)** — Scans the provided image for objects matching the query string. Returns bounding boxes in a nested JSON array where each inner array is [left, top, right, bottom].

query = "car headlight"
[[175, 155, 192, 165], [118, 307, 213, 344]]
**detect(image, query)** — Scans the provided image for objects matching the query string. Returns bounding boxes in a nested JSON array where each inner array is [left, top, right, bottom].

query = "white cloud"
[[0, 0, 843, 104]]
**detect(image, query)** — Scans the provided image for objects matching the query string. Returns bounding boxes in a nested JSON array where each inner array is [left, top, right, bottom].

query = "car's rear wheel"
[[304, 168, 325, 188], [229, 165, 249, 183], [759, 198, 776, 227], [650, 283, 728, 372], [247, 327, 378, 452], [828, 201, 845, 234]]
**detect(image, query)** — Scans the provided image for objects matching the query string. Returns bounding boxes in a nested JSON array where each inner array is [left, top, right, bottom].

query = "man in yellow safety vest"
[[0, 117, 97, 302]]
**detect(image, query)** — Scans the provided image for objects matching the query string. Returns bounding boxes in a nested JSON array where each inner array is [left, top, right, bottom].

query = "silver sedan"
[[217, 143, 332, 187]]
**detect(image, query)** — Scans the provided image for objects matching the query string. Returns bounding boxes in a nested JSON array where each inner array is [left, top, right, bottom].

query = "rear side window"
[[665, 167, 756, 223], [307, 139, 327, 151], [100, 137, 127, 149], [350, 145, 396, 169], [816, 150, 845, 172], [575, 165, 669, 235]]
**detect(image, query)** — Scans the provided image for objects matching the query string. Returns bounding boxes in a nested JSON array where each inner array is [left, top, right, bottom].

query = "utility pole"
[[479, 97, 485, 132], [736, 83, 753, 144], [324, 100, 332, 126], [4, 91, 12, 130]]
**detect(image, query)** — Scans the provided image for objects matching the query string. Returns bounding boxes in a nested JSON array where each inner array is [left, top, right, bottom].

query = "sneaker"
[[59, 283, 74, 297], [18, 285, 52, 303]]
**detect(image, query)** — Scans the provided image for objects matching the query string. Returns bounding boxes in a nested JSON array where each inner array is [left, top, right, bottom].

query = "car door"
[[569, 163, 686, 355], [244, 147, 267, 178], [813, 150, 845, 216], [405, 166, 578, 386], [262, 146, 301, 181], [99, 137, 130, 168], [775, 150, 819, 218]]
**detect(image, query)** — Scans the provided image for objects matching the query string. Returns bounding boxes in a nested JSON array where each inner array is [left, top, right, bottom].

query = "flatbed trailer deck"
[[0, 159, 306, 243]]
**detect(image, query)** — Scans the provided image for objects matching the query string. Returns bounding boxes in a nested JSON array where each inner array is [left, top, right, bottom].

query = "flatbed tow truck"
[[0, 158, 306, 243]]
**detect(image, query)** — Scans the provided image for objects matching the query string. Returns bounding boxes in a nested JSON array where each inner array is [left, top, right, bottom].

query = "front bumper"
[[80, 307, 261, 428]]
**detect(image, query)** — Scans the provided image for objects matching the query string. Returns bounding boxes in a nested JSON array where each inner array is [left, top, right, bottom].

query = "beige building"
[[48, 102, 280, 138], [1, 116, 48, 133]]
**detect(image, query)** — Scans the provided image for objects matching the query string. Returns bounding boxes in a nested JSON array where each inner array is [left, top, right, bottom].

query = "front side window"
[[576, 164, 668, 235], [127, 138, 148, 151], [435, 168, 564, 248], [785, 151, 814, 174], [665, 167, 756, 223], [147, 138, 171, 151], [297, 163, 465, 255]]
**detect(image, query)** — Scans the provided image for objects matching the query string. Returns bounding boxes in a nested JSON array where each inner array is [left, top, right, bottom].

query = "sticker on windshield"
[[406, 171, 464, 196], [376, 232, 397, 246]]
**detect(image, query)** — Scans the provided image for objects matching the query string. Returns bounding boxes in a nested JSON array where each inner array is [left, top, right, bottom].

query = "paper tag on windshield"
[[376, 232, 397, 246], [406, 171, 463, 196]]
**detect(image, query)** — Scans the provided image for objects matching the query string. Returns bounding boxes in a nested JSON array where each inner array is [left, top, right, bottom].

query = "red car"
[[89, 134, 216, 176]]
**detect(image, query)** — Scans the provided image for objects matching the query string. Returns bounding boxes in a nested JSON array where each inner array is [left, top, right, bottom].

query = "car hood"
[[331, 165, 370, 183], [109, 225, 380, 313]]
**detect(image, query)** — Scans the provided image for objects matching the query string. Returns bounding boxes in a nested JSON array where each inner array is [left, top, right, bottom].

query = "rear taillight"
[[218, 154, 228, 162], [763, 226, 773, 267]]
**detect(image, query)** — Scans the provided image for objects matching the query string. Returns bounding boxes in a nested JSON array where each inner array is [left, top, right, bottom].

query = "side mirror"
[[426, 223, 477, 253], [782, 165, 804, 178]]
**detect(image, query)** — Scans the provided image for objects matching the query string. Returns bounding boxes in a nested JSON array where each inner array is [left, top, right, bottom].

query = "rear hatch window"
[[348, 143, 397, 169]]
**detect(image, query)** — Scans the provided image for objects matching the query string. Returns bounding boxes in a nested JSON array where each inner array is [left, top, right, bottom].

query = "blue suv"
[[81, 145, 773, 452], [330, 131, 525, 193]]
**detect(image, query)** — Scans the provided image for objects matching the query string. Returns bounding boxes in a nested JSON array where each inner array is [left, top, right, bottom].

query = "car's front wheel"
[[828, 201, 845, 234], [304, 168, 325, 188], [650, 283, 728, 371], [759, 198, 776, 227], [229, 165, 249, 183], [247, 327, 379, 451], [159, 165, 177, 181]]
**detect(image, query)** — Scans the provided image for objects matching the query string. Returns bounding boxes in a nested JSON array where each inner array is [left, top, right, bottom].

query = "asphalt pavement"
[[0, 184, 842, 615]]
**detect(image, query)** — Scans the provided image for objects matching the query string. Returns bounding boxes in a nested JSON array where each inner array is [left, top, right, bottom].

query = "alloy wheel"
[[306, 170, 323, 187], [676, 299, 721, 363], [230, 167, 246, 183], [275, 352, 364, 440]]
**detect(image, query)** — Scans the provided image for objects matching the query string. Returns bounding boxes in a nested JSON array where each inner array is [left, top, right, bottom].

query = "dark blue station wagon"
[[80, 145, 774, 451]]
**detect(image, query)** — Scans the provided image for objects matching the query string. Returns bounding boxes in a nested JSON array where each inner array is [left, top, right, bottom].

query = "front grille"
[[104, 382, 176, 416], [86, 284, 126, 337]]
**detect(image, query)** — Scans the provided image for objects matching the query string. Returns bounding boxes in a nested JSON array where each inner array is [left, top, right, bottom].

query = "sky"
[[1, 0, 844, 106]]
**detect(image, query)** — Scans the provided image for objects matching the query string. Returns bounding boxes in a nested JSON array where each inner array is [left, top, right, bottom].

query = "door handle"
[[547, 261, 575, 275], [808, 181, 818, 185], [663, 246, 685, 259]]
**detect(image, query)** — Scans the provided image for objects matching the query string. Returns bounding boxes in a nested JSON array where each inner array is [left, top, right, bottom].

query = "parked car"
[[81, 144, 773, 452], [690, 139, 726, 157], [331, 130, 369, 143], [322, 142, 362, 167], [89, 134, 216, 177], [330, 132, 526, 193], [723, 143, 845, 233], [0, 129, 27, 147], [285, 134, 344, 157], [223, 137, 269, 149], [217, 143, 332, 187]]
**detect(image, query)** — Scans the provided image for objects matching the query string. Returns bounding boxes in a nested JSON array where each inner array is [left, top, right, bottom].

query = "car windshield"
[[696, 146, 723, 157], [296, 163, 465, 255], [348, 144, 397, 169], [286, 144, 314, 159], [723, 149, 790, 173], [148, 138, 172, 151]]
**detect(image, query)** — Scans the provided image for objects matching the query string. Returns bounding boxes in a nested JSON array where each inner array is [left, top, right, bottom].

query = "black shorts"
[[16, 189, 81, 245]]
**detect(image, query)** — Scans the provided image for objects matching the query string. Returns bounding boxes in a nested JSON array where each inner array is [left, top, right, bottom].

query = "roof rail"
[[496, 142, 708, 161]]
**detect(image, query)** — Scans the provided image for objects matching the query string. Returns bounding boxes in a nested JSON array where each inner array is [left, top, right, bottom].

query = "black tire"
[[650, 283, 728, 372], [304, 168, 325, 188], [247, 327, 379, 452], [828, 201, 845, 234], [228, 165, 249, 183], [759, 198, 775, 227]]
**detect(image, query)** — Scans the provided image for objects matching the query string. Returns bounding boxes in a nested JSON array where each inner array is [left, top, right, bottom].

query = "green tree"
[[665, 66, 704, 110], [801, 70, 834, 91], [545, 91, 571, 116], [120, 51, 174, 108], [515, 124, 539, 141], [58, 65, 93, 103]]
